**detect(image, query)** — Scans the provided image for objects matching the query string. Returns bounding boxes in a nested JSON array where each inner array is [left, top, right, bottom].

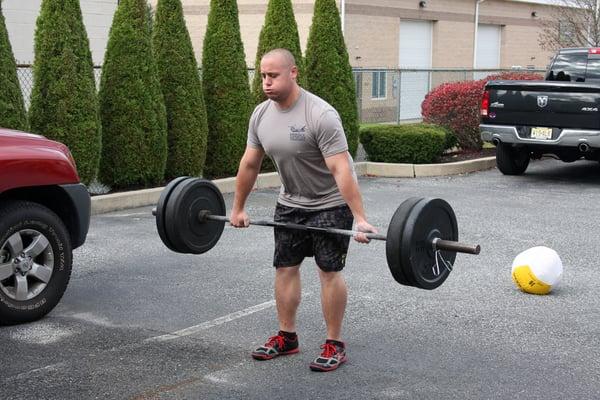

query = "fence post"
[[396, 69, 401, 124], [354, 70, 362, 123], [427, 69, 431, 93]]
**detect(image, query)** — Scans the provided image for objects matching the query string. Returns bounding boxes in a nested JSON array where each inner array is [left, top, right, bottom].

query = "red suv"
[[0, 128, 90, 324]]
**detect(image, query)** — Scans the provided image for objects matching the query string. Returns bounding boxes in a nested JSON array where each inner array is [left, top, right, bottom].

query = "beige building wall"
[[3, 0, 561, 70], [432, 21, 474, 68], [173, 0, 556, 70], [169, 0, 561, 123], [3, 0, 117, 65], [344, 13, 398, 68], [345, 0, 555, 69], [174, 0, 317, 68], [159, 0, 561, 70], [501, 25, 554, 69]]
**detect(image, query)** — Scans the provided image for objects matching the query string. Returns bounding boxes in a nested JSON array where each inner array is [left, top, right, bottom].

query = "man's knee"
[[318, 269, 344, 284], [276, 265, 301, 278]]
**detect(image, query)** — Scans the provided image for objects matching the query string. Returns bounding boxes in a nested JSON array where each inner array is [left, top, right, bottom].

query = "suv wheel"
[[496, 143, 530, 175], [0, 201, 72, 325]]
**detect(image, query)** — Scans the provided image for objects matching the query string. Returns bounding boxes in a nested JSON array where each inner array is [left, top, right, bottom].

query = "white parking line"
[[145, 299, 276, 343], [11, 362, 66, 380], [6, 299, 278, 382]]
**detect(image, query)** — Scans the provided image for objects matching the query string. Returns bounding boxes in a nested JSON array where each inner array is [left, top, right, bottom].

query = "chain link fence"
[[353, 68, 545, 124], [16, 65, 544, 122], [17, 65, 103, 110]]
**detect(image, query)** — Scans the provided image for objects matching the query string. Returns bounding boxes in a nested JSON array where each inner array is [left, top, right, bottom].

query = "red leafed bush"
[[421, 71, 543, 150]]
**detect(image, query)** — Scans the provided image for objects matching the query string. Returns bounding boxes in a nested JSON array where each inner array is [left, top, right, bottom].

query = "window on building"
[[371, 71, 386, 99]]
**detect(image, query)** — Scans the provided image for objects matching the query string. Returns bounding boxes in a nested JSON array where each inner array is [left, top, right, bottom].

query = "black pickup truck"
[[480, 47, 600, 174]]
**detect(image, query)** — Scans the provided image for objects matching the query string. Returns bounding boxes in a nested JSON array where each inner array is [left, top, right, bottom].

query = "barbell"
[[152, 177, 481, 290]]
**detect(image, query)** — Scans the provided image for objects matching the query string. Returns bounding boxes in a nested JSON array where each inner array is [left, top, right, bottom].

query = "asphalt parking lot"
[[1, 158, 600, 400]]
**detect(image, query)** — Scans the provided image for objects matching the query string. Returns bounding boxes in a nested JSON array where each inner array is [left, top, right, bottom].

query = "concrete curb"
[[415, 156, 496, 177], [91, 157, 496, 215], [91, 172, 284, 215]]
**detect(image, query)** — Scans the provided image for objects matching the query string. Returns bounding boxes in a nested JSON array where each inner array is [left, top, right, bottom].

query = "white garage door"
[[475, 24, 501, 80], [399, 20, 432, 120]]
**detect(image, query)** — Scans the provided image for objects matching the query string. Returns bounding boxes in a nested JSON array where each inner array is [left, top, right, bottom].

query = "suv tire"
[[0, 201, 72, 325], [496, 143, 530, 175]]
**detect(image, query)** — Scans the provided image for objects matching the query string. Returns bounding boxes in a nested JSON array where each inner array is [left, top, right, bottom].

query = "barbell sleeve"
[[432, 238, 480, 255]]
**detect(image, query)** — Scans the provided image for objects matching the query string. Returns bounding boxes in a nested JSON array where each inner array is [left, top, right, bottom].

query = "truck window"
[[546, 53, 588, 82], [585, 58, 600, 80]]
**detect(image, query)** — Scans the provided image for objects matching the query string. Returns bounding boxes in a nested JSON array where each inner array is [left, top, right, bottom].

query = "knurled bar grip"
[[201, 212, 480, 255]]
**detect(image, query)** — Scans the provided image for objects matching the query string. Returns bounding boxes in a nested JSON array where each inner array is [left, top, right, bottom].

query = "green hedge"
[[153, 0, 208, 179], [28, 0, 101, 184], [305, 0, 359, 157], [98, 0, 167, 187], [359, 124, 447, 164], [442, 126, 458, 150], [252, 0, 304, 106], [202, 0, 253, 178], [0, 3, 27, 131]]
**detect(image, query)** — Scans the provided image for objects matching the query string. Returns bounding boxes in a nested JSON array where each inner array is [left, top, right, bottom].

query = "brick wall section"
[[345, 0, 555, 68], [345, 13, 398, 68], [432, 21, 474, 69], [171, 0, 557, 69], [177, 0, 316, 67], [501, 24, 554, 68]]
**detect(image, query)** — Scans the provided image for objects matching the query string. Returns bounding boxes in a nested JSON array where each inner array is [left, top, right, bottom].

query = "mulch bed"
[[438, 147, 495, 163]]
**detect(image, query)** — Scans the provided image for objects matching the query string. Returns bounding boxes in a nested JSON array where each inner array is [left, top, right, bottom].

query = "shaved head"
[[262, 48, 297, 69], [260, 48, 300, 108]]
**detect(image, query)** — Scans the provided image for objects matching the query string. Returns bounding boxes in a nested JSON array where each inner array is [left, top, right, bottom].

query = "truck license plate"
[[531, 127, 553, 140]]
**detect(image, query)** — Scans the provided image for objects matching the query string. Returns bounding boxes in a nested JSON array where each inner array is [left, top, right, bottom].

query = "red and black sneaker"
[[309, 340, 347, 372], [251, 332, 299, 360]]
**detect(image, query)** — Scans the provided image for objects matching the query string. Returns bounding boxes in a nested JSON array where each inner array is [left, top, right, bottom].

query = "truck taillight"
[[589, 48, 600, 54], [481, 90, 490, 117]]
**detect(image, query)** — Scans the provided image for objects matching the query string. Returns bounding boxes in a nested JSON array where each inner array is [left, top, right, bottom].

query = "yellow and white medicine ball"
[[511, 246, 563, 295]]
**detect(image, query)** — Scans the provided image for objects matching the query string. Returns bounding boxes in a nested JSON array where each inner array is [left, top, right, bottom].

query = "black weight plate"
[[156, 176, 189, 251], [385, 197, 424, 287], [401, 198, 458, 290], [165, 178, 226, 254]]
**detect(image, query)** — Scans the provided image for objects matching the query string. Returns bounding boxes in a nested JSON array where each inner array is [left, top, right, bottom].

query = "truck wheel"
[[496, 143, 530, 175], [0, 201, 72, 325]]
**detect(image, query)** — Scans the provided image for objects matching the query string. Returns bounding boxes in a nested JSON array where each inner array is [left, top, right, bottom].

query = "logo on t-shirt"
[[289, 125, 306, 141]]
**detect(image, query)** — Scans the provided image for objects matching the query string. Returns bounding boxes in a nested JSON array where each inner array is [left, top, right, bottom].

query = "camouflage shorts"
[[273, 203, 354, 272]]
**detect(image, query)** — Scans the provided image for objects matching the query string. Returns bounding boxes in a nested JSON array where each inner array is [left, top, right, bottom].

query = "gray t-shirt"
[[247, 88, 354, 209]]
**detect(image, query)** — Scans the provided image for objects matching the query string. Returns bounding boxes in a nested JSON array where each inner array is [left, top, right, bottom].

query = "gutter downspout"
[[473, 0, 486, 69]]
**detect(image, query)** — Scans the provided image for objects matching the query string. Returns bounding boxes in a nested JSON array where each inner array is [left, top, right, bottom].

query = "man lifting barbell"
[[231, 48, 377, 372], [153, 49, 481, 373]]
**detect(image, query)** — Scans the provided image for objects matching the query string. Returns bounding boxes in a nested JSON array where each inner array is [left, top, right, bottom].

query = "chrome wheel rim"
[[0, 229, 55, 301]]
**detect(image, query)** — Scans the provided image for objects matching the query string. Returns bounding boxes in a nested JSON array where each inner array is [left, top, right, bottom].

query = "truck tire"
[[0, 201, 72, 325], [496, 143, 530, 175]]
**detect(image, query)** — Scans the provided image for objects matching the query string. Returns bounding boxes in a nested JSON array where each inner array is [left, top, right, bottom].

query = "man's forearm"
[[232, 162, 260, 211], [324, 152, 368, 222], [331, 166, 367, 223]]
